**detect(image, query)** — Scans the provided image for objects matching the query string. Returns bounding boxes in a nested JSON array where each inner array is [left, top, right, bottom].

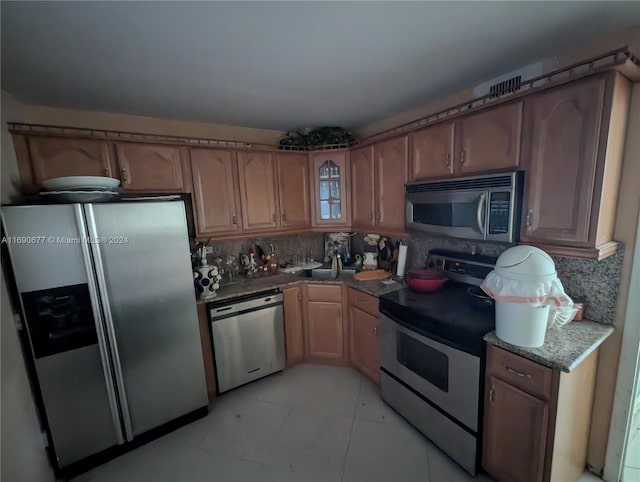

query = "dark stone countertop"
[[196, 272, 407, 304], [483, 320, 614, 372]]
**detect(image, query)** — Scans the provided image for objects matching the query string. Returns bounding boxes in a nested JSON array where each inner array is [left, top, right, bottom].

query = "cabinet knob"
[[459, 150, 466, 166], [120, 167, 129, 184], [504, 365, 531, 378], [369, 211, 373, 221], [489, 385, 495, 403], [445, 153, 451, 168], [297, 291, 302, 302], [526, 209, 533, 231], [376, 211, 381, 222], [373, 324, 378, 336], [103, 164, 110, 176], [232, 215, 237, 226]]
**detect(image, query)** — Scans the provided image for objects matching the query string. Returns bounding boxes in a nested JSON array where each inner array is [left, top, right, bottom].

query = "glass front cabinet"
[[310, 151, 350, 227]]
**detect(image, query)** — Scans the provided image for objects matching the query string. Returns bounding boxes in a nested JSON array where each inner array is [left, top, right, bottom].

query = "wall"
[[2, 90, 284, 145], [356, 25, 640, 139], [1, 93, 55, 481]]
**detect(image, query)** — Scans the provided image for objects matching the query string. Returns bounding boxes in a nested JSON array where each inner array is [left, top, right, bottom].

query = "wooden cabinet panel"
[[190, 148, 241, 236], [351, 146, 376, 230], [457, 102, 522, 174], [375, 136, 408, 232], [347, 288, 379, 318], [487, 345, 553, 401], [310, 151, 350, 227], [483, 375, 549, 482], [409, 123, 454, 181], [116, 143, 184, 191], [306, 302, 344, 360], [27, 137, 113, 184], [283, 286, 304, 366], [276, 153, 311, 229], [349, 306, 379, 384], [306, 284, 342, 303], [520, 77, 605, 246], [237, 151, 279, 231], [197, 303, 216, 403]]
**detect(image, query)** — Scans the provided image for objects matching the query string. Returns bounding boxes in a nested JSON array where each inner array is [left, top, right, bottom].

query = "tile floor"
[[72, 364, 604, 482], [623, 412, 640, 482]]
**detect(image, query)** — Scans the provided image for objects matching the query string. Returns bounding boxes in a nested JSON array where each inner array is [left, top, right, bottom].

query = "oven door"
[[405, 190, 488, 240], [378, 314, 480, 432]]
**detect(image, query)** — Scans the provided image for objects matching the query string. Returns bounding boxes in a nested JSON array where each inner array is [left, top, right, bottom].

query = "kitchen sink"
[[310, 267, 356, 280]]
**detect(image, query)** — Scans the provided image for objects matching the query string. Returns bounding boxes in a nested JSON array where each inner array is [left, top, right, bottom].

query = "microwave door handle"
[[476, 193, 486, 235]]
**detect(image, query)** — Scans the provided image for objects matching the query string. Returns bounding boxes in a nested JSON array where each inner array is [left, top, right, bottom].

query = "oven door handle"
[[475, 193, 486, 235]]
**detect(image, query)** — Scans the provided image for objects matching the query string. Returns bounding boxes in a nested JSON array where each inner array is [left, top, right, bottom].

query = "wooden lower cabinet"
[[304, 284, 346, 362], [348, 305, 379, 383], [283, 286, 304, 366], [348, 288, 380, 383], [482, 345, 599, 482], [196, 303, 216, 403]]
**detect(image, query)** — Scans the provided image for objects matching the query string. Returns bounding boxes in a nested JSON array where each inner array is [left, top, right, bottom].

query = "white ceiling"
[[1, 1, 639, 131]]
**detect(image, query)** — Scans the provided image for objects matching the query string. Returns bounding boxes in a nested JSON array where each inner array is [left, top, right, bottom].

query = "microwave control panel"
[[488, 192, 511, 234]]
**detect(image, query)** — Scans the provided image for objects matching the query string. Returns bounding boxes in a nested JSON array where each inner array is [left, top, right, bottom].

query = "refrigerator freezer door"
[[1, 205, 124, 467], [85, 201, 207, 439]]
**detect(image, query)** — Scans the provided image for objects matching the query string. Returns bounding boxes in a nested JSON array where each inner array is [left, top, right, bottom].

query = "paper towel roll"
[[396, 245, 408, 277]]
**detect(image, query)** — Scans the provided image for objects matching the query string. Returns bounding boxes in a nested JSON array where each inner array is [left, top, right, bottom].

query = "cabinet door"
[[483, 375, 549, 482], [457, 102, 522, 174], [283, 286, 305, 366], [349, 306, 379, 384], [306, 302, 343, 360], [310, 152, 350, 227], [116, 143, 184, 191], [520, 77, 605, 245], [27, 137, 113, 183], [375, 136, 408, 232], [237, 151, 279, 231], [350, 146, 376, 230], [276, 153, 311, 229], [190, 148, 242, 236], [409, 123, 454, 181]]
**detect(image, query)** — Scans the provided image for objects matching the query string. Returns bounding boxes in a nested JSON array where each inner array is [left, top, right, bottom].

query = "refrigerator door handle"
[[74, 205, 126, 445], [84, 205, 135, 442]]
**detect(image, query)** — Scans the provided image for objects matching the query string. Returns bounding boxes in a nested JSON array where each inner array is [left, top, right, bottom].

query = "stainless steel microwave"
[[405, 171, 524, 243]]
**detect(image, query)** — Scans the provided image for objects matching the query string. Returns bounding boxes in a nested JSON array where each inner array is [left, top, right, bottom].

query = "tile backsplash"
[[352, 232, 624, 324], [206, 232, 325, 266]]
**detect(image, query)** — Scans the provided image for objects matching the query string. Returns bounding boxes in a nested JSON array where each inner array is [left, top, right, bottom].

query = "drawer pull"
[[489, 385, 495, 403], [504, 365, 531, 378]]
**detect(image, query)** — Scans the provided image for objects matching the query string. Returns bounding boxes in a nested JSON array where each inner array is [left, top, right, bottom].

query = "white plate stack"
[[40, 176, 121, 203]]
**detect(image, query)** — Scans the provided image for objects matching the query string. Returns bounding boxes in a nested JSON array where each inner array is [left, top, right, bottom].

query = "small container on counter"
[[572, 300, 585, 321]]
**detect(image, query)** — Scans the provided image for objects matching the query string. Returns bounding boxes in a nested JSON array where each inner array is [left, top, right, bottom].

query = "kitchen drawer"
[[306, 284, 342, 303], [486, 345, 553, 401], [348, 288, 379, 317]]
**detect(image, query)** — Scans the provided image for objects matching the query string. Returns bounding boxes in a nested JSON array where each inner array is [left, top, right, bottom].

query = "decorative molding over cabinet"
[[237, 151, 279, 231], [115, 142, 186, 192], [190, 148, 242, 236], [520, 72, 630, 259], [309, 151, 350, 228]]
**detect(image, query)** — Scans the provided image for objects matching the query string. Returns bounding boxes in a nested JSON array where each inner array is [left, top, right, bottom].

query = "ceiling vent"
[[473, 62, 544, 100]]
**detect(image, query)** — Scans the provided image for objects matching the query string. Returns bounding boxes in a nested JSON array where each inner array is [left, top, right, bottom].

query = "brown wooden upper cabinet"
[[409, 102, 522, 181], [237, 151, 279, 231], [190, 147, 242, 236], [275, 152, 311, 230], [115, 142, 186, 191], [352, 137, 408, 233], [309, 151, 350, 228], [26, 136, 113, 185], [519, 73, 630, 259]]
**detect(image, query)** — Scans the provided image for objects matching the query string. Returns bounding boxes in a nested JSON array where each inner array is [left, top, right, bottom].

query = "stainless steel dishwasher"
[[209, 289, 285, 393]]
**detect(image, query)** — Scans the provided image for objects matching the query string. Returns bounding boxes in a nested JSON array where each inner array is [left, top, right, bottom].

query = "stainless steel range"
[[378, 249, 497, 475]]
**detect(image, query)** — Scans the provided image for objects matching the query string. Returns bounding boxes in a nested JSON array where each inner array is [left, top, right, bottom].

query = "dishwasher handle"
[[210, 292, 283, 321]]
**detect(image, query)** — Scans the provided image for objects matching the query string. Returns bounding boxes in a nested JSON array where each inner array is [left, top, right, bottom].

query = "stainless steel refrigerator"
[[1, 199, 208, 471]]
